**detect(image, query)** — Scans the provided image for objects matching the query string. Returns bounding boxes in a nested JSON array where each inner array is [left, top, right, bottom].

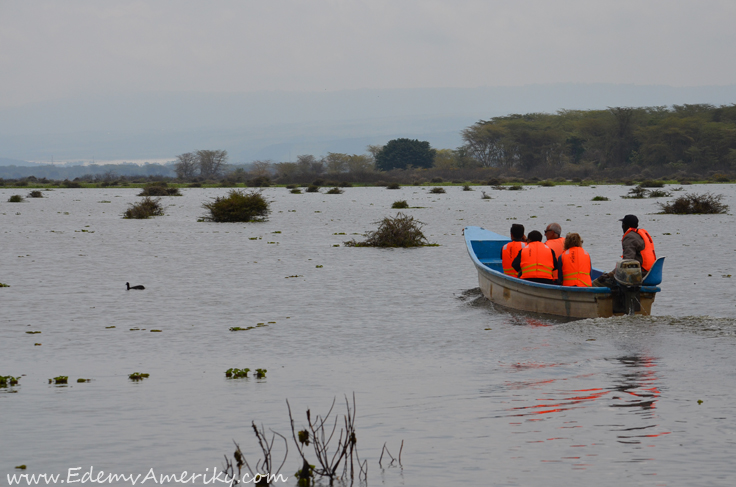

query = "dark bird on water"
[[126, 282, 145, 290]]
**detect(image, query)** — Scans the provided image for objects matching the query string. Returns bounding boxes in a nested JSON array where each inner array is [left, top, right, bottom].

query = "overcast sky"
[[1, 0, 735, 108]]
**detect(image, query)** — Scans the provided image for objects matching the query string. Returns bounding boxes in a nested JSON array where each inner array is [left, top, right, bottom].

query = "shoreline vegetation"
[[1, 104, 735, 187]]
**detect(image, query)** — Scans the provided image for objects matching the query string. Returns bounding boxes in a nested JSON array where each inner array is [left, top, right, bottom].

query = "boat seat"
[[642, 256, 665, 286]]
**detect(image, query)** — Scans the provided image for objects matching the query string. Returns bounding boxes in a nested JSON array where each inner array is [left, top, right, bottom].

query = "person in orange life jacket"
[[557, 232, 592, 287], [592, 214, 656, 287], [511, 230, 560, 284], [500, 224, 526, 276], [544, 222, 564, 280]]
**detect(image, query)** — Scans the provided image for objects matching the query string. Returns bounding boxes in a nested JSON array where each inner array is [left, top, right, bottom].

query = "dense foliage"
[[202, 190, 270, 222], [124, 197, 165, 219], [375, 138, 436, 171], [460, 104, 736, 178], [345, 213, 432, 247], [658, 193, 729, 214]]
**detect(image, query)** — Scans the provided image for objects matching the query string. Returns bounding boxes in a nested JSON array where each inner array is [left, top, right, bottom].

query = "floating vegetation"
[[316, 265, 323, 268], [539, 181, 555, 187], [285, 275, 301, 278], [124, 197, 164, 219], [25, 331, 41, 334], [77, 378, 90, 383], [105, 326, 116, 329], [8, 194, 24, 203], [290, 188, 302, 194], [49, 376, 68, 384], [481, 191, 492, 200], [255, 369, 267, 379], [230, 323, 269, 331], [128, 372, 150, 381], [658, 193, 729, 214], [0, 283, 10, 287], [392, 200, 409, 209], [591, 196, 610, 201], [386, 182, 400, 189], [34, 343, 41, 346], [305, 185, 320, 193], [648, 189, 672, 198], [285, 184, 298, 189], [1, 376, 20, 387], [138, 182, 182, 196], [428, 187, 445, 194], [333, 232, 346, 235], [27, 190, 43, 198], [202, 190, 270, 223], [15, 465, 26, 470], [639, 180, 665, 188], [462, 185, 473, 191], [225, 368, 250, 378], [150, 329, 162, 332], [344, 212, 435, 248], [326, 187, 343, 194], [507, 185, 523, 191], [622, 185, 648, 199]]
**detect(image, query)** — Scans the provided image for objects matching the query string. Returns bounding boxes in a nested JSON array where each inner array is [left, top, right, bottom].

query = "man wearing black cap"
[[592, 214, 656, 286]]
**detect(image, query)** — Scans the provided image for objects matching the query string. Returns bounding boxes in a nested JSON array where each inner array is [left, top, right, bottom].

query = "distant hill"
[[1, 84, 735, 162], [0, 157, 36, 167]]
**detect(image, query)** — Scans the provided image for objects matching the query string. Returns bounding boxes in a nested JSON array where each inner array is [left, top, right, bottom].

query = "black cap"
[[619, 214, 638, 229]]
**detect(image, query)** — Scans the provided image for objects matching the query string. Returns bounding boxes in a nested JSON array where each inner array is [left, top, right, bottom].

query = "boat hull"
[[465, 226, 659, 319]]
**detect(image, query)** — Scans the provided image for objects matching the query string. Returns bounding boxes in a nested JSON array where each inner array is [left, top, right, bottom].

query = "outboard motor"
[[612, 260, 642, 315]]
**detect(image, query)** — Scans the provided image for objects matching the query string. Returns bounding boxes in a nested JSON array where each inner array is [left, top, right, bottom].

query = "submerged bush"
[[124, 197, 164, 219], [305, 185, 320, 193], [326, 187, 344, 194], [591, 196, 609, 201], [648, 189, 672, 198], [392, 200, 409, 209], [0, 376, 20, 387], [290, 188, 302, 194], [27, 190, 43, 198], [507, 185, 524, 191], [429, 187, 445, 194], [462, 185, 473, 191], [386, 182, 400, 189], [8, 194, 24, 202], [345, 212, 433, 247], [622, 185, 648, 199], [138, 183, 181, 196], [246, 176, 271, 187], [202, 190, 270, 222], [640, 180, 665, 188], [658, 193, 729, 214]]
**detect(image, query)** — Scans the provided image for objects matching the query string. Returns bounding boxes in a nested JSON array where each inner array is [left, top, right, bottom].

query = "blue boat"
[[464, 226, 663, 318]]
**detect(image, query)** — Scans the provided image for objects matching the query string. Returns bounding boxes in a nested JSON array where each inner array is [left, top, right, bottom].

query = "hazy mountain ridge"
[[1, 83, 735, 164]]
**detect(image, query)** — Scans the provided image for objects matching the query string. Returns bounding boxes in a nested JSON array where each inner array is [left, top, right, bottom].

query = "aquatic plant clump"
[[345, 212, 434, 248], [0, 283, 10, 287], [128, 372, 150, 381], [138, 185, 182, 196], [386, 182, 400, 189], [392, 200, 409, 209], [658, 193, 729, 214], [124, 197, 165, 219], [225, 368, 250, 378], [326, 187, 344, 194], [8, 194, 24, 202], [591, 196, 610, 201], [202, 190, 270, 222], [27, 190, 43, 198], [429, 187, 445, 194], [1, 376, 20, 387], [49, 376, 68, 384], [648, 189, 672, 198]]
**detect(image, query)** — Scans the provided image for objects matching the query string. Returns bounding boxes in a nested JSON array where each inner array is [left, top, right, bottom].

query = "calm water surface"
[[1, 184, 735, 486]]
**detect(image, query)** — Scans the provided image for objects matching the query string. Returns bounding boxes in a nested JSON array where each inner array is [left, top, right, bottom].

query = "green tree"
[[375, 138, 436, 171]]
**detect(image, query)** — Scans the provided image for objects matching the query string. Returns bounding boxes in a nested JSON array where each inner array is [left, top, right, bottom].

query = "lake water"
[[2, 184, 735, 486]]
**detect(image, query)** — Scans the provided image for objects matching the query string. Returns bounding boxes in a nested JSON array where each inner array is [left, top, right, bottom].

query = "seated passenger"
[[512, 230, 559, 284], [558, 233, 592, 287], [501, 223, 526, 276], [544, 222, 564, 280]]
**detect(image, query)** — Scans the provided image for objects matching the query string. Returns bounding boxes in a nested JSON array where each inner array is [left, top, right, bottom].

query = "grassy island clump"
[[49, 376, 68, 384], [392, 200, 409, 209], [658, 193, 729, 214], [124, 197, 164, 219], [0, 283, 10, 288], [138, 182, 182, 196], [345, 213, 435, 248], [27, 190, 43, 198], [326, 187, 343, 194], [305, 185, 320, 193], [202, 190, 269, 222], [386, 182, 401, 189], [225, 368, 250, 378], [429, 187, 445, 194], [128, 372, 150, 381], [592, 196, 610, 201], [1, 376, 20, 387], [8, 194, 24, 202]]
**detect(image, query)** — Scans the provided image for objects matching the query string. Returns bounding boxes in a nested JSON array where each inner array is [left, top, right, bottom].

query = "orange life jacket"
[[545, 238, 564, 280], [502, 241, 526, 276], [622, 227, 657, 271], [560, 247, 592, 287], [519, 241, 555, 280]]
